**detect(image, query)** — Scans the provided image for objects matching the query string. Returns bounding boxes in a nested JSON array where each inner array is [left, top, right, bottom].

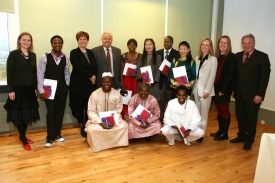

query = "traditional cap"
[[102, 72, 113, 78]]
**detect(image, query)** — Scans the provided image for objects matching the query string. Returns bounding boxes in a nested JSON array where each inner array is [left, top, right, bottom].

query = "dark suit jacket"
[[234, 49, 270, 101], [213, 52, 237, 103], [156, 48, 178, 89], [69, 47, 97, 99], [92, 45, 121, 89]]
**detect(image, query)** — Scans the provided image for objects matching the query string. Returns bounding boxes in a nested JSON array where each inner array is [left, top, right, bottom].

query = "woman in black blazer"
[[4, 32, 40, 151], [69, 31, 97, 137], [211, 35, 236, 141]]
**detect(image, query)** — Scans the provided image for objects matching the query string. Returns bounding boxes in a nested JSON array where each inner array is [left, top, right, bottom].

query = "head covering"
[[102, 72, 113, 78]]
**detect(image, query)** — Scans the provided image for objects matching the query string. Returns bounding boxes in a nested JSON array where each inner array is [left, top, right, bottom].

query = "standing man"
[[92, 32, 121, 89], [230, 34, 270, 150], [156, 36, 178, 121], [38, 35, 70, 147]]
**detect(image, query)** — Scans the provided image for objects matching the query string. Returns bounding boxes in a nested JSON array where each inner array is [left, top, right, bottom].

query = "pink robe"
[[126, 94, 162, 139]]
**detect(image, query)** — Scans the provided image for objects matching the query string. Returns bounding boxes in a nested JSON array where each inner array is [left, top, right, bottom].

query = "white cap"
[[102, 72, 113, 78]]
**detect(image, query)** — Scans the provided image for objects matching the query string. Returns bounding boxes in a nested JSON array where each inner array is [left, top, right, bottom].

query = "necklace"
[[20, 50, 29, 58]]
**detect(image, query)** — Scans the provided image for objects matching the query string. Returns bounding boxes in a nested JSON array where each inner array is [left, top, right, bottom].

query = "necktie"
[[165, 50, 169, 59], [106, 48, 111, 73], [243, 52, 249, 64]]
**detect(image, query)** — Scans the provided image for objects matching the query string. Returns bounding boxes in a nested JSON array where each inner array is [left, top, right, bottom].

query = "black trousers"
[[69, 98, 89, 124], [45, 94, 67, 140], [235, 99, 261, 145]]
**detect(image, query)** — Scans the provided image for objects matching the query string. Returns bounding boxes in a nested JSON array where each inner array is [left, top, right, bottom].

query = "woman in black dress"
[[4, 32, 40, 151], [69, 31, 97, 137]]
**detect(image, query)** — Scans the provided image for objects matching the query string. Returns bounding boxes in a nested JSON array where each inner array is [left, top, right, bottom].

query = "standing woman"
[[170, 41, 196, 99], [137, 38, 162, 100], [211, 36, 236, 141], [69, 31, 97, 137], [4, 32, 40, 151], [193, 38, 217, 142], [120, 38, 141, 119]]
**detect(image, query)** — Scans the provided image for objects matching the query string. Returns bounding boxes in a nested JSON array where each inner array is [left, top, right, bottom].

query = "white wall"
[[223, 0, 275, 111]]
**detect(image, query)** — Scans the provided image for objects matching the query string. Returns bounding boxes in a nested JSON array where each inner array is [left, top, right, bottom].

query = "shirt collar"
[[104, 47, 112, 51]]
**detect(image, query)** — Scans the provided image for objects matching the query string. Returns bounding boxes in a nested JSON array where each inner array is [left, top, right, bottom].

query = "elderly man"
[[126, 82, 162, 142], [230, 34, 270, 150], [161, 85, 204, 146], [85, 72, 128, 152], [92, 32, 121, 89]]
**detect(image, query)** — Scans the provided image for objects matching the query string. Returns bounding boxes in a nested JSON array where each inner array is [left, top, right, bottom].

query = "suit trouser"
[[45, 94, 67, 140], [194, 91, 212, 135], [235, 99, 260, 144], [158, 84, 171, 121]]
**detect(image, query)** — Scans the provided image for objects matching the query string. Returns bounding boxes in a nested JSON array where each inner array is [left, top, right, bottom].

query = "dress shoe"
[[197, 137, 204, 143], [80, 127, 87, 138], [229, 137, 245, 143], [210, 131, 221, 137], [19, 137, 34, 144], [22, 143, 31, 151], [243, 143, 252, 150], [214, 133, 229, 141]]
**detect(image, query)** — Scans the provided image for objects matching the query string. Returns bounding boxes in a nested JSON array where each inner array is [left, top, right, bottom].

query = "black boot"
[[210, 115, 222, 137], [214, 118, 230, 141]]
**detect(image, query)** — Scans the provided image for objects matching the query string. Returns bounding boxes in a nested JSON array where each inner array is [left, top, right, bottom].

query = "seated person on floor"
[[85, 72, 128, 152], [161, 85, 204, 146], [126, 82, 162, 142]]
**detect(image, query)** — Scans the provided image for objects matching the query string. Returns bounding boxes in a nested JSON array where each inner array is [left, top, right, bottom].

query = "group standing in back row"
[[5, 31, 270, 152]]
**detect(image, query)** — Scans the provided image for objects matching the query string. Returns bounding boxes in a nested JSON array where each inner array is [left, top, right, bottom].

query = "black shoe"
[[145, 137, 151, 142], [210, 131, 221, 137], [197, 137, 204, 143], [214, 133, 229, 141], [56, 135, 64, 142], [230, 136, 245, 143], [80, 127, 87, 138], [243, 143, 252, 150], [45, 139, 53, 147]]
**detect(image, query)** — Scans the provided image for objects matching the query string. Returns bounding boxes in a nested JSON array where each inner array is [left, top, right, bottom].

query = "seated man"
[[85, 72, 128, 152], [161, 85, 204, 146], [126, 82, 162, 142]]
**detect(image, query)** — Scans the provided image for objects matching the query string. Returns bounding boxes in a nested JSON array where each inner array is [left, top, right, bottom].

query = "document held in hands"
[[140, 66, 154, 83], [123, 63, 137, 76], [159, 59, 171, 75], [172, 66, 189, 84], [131, 104, 152, 126], [43, 79, 57, 100], [117, 89, 132, 105], [99, 111, 119, 127]]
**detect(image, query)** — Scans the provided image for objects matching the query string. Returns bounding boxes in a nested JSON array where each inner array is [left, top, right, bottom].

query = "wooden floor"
[[0, 109, 275, 183]]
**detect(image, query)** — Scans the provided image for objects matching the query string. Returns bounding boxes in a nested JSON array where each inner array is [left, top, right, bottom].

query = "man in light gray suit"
[[92, 32, 122, 89]]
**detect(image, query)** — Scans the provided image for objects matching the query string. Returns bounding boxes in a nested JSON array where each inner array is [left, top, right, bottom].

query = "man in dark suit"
[[156, 36, 178, 121], [92, 32, 121, 89], [230, 34, 271, 150]]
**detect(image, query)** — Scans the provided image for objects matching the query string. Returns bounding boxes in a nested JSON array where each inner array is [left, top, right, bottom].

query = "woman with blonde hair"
[[192, 38, 217, 142], [4, 32, 40, 151]]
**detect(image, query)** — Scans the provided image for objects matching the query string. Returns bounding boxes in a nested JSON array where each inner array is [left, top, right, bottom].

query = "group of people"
[[5, 31, 270, 153]]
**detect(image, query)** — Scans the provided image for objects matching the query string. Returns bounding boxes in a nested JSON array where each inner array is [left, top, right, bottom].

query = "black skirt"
[[4, 85, 40, 125]]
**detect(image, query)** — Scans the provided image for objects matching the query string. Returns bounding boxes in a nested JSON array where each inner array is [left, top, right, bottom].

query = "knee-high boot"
[[210, 115, 222, 137], [214, 117, 229, 141]]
